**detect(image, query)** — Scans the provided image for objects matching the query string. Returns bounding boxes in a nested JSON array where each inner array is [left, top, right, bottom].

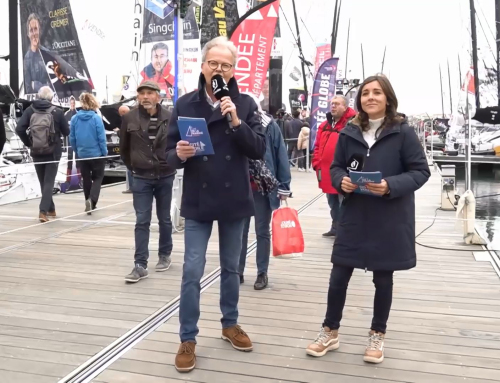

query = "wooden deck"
[[1, 168, 499, 382]]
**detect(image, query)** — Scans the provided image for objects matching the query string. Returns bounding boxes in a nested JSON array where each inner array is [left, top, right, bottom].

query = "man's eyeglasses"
[[207, 60, 233, 72]]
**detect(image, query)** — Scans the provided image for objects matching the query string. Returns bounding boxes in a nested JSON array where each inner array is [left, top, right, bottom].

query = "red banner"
[[229, 0, 280, 98], [314, 43, 332, 75]]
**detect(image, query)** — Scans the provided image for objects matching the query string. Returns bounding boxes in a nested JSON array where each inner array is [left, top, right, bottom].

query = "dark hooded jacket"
[[15, 100, 70, 162], [330, 116, 430, 271]]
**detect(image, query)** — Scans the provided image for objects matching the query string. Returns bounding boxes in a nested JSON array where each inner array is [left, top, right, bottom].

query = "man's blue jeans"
[[179, 218, 246, 343], [132, 175, 174, 268], [239, 191, 272, 276]]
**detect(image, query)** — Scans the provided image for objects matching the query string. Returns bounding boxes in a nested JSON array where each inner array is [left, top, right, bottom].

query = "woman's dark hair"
[[355, 75, 401, 132]]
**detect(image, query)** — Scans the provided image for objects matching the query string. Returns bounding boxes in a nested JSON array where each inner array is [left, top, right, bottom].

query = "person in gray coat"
[[306, 75, 430, 364]]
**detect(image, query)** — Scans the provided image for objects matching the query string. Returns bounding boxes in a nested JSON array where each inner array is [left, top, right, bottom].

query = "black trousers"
[[80, 159, 105, 206], [34, 162, 58, 214], [323, 264, 394, 334]]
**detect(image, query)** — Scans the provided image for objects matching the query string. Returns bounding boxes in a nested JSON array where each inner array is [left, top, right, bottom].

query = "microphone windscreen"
[[347, 153, 365, 172], [211, 74, 230, 101]]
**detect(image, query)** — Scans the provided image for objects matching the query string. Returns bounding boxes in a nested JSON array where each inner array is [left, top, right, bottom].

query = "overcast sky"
[[0, 0, 495, 115]]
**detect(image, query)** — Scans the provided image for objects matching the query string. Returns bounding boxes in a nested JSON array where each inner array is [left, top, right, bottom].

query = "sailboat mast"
[[344, 19, 350, 76], [361, 44, 365, 80], [447, 59, 453, 114], [291, 0, 309, 105], [381, 46, 386, 73], [496, 0, 500, 106], [469, 0, 480, 108], [439, 64, 445, 118], [458, 54, 462, 88], [330, 0, 339, 56], [8, 0, 19, 96]]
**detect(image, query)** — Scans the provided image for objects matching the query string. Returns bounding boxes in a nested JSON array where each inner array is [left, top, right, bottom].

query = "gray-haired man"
[[16, 86, 70, 222]]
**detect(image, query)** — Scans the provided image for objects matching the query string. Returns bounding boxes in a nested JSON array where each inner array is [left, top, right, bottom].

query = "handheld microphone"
[[211, 74, 232, 122], [347, 153, 365, 172]]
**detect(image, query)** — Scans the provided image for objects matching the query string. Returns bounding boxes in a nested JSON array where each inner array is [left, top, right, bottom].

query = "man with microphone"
[[166, 36, 266, 373]]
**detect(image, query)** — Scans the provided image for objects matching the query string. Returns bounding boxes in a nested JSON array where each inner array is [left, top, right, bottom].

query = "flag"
[[314, 44, 331, 75], [229, 0, 280, 99], [200, 0, 240, 49], [310, 57, 339, 150]]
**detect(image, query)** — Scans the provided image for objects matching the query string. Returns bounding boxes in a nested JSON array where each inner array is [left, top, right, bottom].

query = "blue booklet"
[[177, 117, 214, 156], [349, 170, 382, 196]]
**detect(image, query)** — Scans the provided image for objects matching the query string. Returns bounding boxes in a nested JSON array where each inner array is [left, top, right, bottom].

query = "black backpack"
[[29, 106, 56, 155]]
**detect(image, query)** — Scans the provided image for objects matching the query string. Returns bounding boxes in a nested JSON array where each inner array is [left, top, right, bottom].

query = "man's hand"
[[366, 180, 389, 196], [220, 96, 240, 127], [176, 140, 196, 162], [341, 176, 358, 193]]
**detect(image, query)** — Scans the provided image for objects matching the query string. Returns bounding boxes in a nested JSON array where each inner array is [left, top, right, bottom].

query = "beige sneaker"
[[363, 330, 385, 363], [306, 327, 339, 357]]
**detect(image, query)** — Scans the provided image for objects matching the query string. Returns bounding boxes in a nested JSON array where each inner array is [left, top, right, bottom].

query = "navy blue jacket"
[[330, 118, 430, 271], [166, 74, 266, 221], [261, 114, 291, 210], [70, 110, 107, 159]]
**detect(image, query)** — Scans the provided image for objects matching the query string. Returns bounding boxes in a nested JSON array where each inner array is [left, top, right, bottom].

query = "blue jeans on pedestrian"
[[326, 193, 342, 229], [179, 218, 246, 343], [239, 191, 272, 276], [132, 175, 174, 268], [127, 169, 134, 190]]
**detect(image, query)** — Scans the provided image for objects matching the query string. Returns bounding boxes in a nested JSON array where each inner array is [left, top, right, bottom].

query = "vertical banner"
[[19, 0, 93, 104], [121, 0, 201, 100], [200, 0, 240, 49], [314, 43, 331, 75], [229, 0, 280, 101], [310, 57, 339, 150], [141, 0, 201, 99]]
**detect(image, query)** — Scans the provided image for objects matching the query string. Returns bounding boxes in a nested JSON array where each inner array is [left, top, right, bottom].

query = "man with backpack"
[[16, 86, 70, 222]]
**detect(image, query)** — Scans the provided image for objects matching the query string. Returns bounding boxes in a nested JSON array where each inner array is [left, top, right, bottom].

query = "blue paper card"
[[177, 117, 214, 156], [349, 170, 382, 196]]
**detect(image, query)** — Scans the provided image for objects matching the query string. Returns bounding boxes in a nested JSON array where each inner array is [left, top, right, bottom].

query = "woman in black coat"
[[306, 75, 430, 363]]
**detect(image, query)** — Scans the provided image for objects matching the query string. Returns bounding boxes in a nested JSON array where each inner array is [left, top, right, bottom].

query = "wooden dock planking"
[[0, 171, 317, 382], [94, 168, 500, 382]]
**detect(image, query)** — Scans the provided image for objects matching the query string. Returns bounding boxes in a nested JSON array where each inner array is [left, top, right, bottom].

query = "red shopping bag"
[[272, 205, 304, 258]]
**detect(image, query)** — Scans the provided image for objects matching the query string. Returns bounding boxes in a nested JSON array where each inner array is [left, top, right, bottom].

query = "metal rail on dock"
[[58, 193, 325, 383]]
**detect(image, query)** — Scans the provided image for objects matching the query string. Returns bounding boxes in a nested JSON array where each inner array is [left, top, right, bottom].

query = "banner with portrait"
[[19, 0, 93, 104]]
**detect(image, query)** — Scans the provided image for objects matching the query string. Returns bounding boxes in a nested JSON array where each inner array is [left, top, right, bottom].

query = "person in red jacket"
[[140, 43, 175, 99], [312, 95, 356, 237]]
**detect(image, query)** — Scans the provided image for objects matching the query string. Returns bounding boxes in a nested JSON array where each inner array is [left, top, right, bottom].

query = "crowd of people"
[[11, 35, 429, 373]]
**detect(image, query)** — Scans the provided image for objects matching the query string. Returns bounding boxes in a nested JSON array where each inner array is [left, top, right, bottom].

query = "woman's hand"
[[341, 177, 358, 193], [366, 180, 390, 196]]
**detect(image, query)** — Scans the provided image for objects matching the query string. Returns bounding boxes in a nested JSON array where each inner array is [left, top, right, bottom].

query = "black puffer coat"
[[330, 117, 430, 271]]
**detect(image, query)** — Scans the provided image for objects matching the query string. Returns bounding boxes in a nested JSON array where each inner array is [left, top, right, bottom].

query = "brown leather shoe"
[[221, 325, 253, 351], [175, 342, 196, 372], [47, 211, 56, 217], [39, 213, 49, 223]]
